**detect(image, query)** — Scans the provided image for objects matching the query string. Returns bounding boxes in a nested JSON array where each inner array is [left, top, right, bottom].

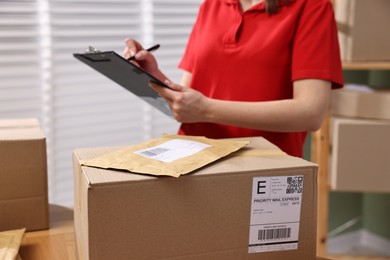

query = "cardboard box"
[[0, 118, 49, 231], [335, 0, 390, 61], [332, 87, 390, 121], [330, 117, 390, 193], [73, 137, 318, 260]]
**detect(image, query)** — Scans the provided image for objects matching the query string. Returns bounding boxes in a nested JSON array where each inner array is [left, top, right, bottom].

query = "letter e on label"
[[253, 177, 270, 198], [257, 181, 267, 194]]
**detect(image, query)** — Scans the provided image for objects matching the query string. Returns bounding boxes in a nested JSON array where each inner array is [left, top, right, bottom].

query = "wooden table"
[[19, 204, 77, 260]]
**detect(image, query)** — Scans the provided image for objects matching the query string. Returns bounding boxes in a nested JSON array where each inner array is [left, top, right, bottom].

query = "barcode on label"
[[286, 176, 303, 194], [138, 147, 170, 158], [258, 228, 291, 241]]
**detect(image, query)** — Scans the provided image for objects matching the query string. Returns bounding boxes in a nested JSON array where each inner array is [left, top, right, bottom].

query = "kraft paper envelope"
[[81, 134, 249, 177], [0, 228, 25, 260]]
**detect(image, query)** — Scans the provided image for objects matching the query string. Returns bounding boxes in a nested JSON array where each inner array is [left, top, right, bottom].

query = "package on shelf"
[[73, 136, 318, 260], [331, 84, 390, 121], [330, 117, 390, 193], [335, 0, 390, 61], [0, 118, 49, 232]]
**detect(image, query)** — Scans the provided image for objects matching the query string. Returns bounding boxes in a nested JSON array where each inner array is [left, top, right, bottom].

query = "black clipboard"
[[73, 49, 172, 117]]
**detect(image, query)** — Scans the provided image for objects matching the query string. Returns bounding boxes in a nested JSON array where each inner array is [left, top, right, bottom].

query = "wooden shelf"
[[343, 61, 390, 70], [315, 63, 390, 257]]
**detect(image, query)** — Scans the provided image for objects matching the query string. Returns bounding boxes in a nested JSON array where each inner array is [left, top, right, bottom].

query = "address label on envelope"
[[133, 139, 212, 163], [81, 134, 249, 178]]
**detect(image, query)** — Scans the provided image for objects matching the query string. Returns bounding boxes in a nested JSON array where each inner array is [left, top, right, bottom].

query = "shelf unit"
[[313, 62, 390, 256], [342, 62, 390, 70]]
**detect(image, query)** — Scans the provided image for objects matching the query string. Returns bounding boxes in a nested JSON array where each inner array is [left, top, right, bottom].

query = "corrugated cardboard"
[[73, 137, 318, 260], [0, 118, 49, 231], [330, 117, 390, 193], [335, 0, 390, 61], [332, 87, 390, 120]]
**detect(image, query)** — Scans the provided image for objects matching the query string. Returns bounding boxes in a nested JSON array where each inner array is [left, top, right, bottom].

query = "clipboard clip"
[[81, 46, 110, 62], [86, 46, 102, 54]]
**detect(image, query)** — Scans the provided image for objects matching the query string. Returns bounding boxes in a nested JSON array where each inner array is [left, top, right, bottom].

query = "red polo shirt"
[[178, 0, 343, 157]]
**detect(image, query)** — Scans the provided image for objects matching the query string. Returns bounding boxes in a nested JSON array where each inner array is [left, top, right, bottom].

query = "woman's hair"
[[265, 0, 292, 14]]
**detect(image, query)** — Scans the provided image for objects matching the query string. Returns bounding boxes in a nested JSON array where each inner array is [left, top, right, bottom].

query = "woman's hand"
[[149, 81, 212, 123], [123, 38, 160, 79]]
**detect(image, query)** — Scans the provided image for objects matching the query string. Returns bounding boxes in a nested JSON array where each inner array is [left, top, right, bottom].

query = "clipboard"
[[73, 47, 172, 117]]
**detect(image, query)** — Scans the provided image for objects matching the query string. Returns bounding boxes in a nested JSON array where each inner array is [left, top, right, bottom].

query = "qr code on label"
[[286, 176, 303, 194]]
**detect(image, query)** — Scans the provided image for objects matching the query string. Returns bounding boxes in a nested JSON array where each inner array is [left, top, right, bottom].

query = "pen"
[[127, 44, 160, 61]]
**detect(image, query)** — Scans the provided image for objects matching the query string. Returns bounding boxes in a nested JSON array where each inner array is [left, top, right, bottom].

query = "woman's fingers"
[[123, 38, 143, 59]]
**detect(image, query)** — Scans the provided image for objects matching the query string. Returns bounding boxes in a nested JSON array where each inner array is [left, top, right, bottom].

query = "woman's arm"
[[180, 71, 192, 87], [150, 78, 331, 133], [123, 38, 331, 133]]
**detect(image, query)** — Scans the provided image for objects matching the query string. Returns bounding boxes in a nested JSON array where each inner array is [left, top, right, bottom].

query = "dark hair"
[[265, 0, 292, 14]]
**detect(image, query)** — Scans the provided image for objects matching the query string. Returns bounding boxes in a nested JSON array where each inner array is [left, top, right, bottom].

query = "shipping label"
[[133, 139, 211, 163], [248, 176, 304, 253]]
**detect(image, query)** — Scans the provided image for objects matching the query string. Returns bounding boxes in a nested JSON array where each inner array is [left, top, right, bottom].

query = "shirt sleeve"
[[291, 0, 344, 89]]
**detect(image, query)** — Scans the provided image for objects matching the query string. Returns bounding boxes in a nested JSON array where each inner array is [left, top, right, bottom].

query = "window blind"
[[47, 0, 142, 206], [49, 0, 200, 206], [150, 0, 202, 130], [0, 1, 41, 119], [0, 0, 201, 207]]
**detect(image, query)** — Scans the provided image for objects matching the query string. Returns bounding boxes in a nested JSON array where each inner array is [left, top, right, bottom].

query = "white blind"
[[0, 0, 201, 207], [153, 0, 202, 81], [151, 0, 201, 132], [0, 1, 41, 119], [47, 0, 145, 206]]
